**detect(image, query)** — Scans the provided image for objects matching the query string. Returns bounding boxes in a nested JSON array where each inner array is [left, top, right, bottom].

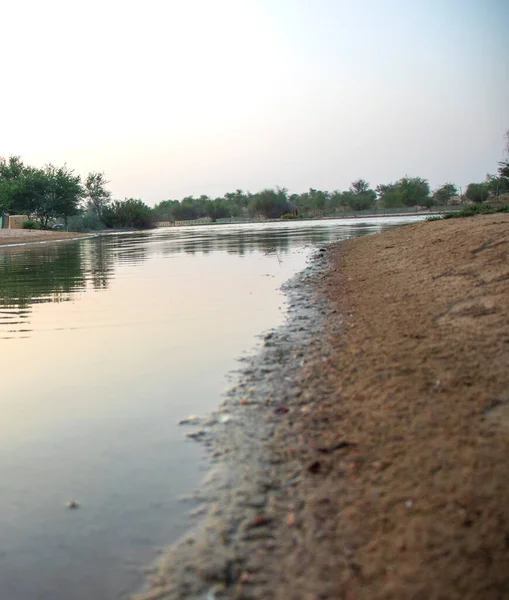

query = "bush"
[[101, 198, 155, 229], [442, 204, 509, 219], [67, 213, 105, 232], [465, 182, 490, 203], [22, 220, 41, 230]]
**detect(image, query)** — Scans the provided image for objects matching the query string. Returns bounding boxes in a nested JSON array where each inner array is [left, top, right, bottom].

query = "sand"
[[135, 213, 509, 600], [0, 229, 90, 246]]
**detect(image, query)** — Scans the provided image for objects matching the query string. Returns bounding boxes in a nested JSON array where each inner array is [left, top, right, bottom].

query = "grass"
[[427, 204, 509, 221]]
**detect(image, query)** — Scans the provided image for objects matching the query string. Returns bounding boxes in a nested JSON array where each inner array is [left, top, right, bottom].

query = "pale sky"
[[2, 0, 508, 204]]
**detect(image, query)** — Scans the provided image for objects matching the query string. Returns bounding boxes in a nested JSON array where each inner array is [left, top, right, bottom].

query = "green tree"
[[346, 180, 376, 211], [399, 176, 431, 207], [433, 183, 458, 205], [465, 182, 490, 203], [249, 187, 292, 218], [101, 198, 154, 229], [84, 172, 111, 218], [35, 165, 83, 227], [204, 198, 230, 222], [0, 156, 27, 212], [152, 199, 180, 222], [486, 173, 509, 197], [376, 182, 403, 208]]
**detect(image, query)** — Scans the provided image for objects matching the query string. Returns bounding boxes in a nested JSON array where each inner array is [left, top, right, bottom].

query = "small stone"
[[186, 429, 206, 440], [178, 415, 200, 425]]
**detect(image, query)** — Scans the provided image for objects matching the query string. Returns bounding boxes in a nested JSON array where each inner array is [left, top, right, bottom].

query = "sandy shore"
[[0, 229, 90, 246], [136, 214, 509, 600]]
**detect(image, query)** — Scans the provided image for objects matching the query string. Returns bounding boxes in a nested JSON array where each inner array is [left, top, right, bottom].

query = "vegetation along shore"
[[136, 211, 509, 600], [1, 132, 508, 232]]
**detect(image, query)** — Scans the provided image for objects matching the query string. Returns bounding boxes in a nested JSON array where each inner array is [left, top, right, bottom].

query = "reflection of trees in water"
[[0, 243, 87, 310], [0, 243, 88, 334], [0, 237, 116, 331], [0, 220, 405, 335], [100, 233, 150, 266], [155, 220, 402, 257], [158, 226, 336, 256], [82, 238, 115, 290]]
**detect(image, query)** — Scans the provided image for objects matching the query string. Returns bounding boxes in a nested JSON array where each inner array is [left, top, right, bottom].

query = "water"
[[0, 217, 424, 599]]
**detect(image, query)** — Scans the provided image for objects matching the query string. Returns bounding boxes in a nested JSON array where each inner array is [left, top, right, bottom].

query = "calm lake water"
[[0, 217, 424, 600]]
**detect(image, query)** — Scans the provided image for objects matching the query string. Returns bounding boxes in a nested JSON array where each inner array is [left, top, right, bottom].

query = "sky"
[[1, 0, 508, 205]]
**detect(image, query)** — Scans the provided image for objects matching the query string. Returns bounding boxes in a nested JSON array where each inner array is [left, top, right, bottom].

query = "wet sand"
[[135, 213, 509, 599], [0, 229, 90, 246]]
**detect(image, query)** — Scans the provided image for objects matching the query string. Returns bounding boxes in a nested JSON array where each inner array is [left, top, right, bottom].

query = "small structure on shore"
[[1, 213, 29, 229]]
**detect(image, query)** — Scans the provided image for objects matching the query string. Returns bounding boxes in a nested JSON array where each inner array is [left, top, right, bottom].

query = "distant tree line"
[[152, 132, 509, 222], [152, 177, 457, 223], [2, 129, 508, 229]]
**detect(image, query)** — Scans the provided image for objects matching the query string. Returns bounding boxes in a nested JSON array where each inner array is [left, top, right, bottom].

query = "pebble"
[[178, 415, 201, 425]]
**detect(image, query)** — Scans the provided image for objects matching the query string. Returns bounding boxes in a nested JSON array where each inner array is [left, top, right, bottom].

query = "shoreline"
[[134, 247, 333, 600], [135, 213, 509, 599], [0, 229, 92, 247]]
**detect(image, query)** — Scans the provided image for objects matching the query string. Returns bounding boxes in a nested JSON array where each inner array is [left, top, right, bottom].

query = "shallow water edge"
[[133, 246, 334, 599]]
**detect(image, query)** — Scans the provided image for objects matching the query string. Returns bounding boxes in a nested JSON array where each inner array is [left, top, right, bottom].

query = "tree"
[[84, 172, 111, 218], [376, 177, 430, 208], [399, 176, 431, 207], [433, 183, 458, 205], [486, 173, 509, 197], [376, 182, 403, 208], [350, 179, 370, 195], [346, 180, 376, 211], [31, 165, 83, 227], [204, 198, 230, 222], [101, 198, 154, 229], [465, 182, 490, 203], [249, 188, 292, 218], [152, 199, 180, 222], [0, 156, 27, 212]]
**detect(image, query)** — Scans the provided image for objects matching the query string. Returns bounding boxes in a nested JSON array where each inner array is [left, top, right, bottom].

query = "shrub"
[[22, 220, 41, 230], [442, 204, 509, 219], [68, 213, 105, 232], [101, 198, 155, 229]]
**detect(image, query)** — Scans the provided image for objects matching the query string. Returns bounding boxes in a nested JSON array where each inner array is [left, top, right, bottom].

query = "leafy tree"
[[0, 156, 27, 212], [350, 179, 370, 195], [249, 187, 292, 218], [11, 167, 49, 217], [376, 182, 403, 208], [377, 177, 430, 208], [485, 173, 509, 197], [327, 190, 348, 212], [399, 176, 431, 207], [152, 199, 180, 222], [205, 198, 230, 222], [84, 172, 111, 218], [34, 165, 83, 227], [102, 198, 154, 229], [346, 180, 376, 211], [433, 183, 458, 205], [465, 182, 490, 203]]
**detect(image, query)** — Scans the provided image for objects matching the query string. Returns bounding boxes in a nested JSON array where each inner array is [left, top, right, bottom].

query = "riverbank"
[[136, 213, 509, 600], [0, 229, 91, 246]]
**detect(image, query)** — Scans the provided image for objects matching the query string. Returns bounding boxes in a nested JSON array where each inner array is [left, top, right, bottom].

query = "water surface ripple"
[[0, 217, 423, 599]]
